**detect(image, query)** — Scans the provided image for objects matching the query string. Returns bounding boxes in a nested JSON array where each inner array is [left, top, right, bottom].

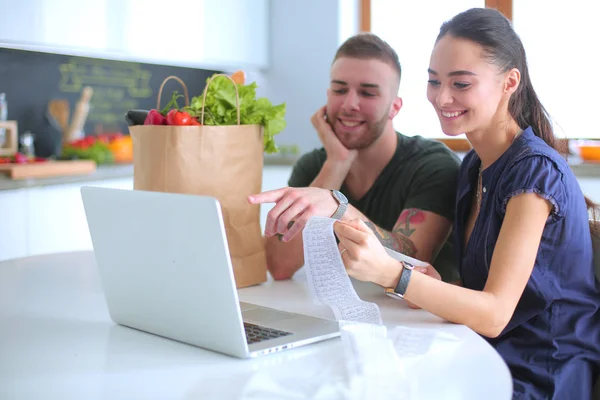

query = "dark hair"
[[437, 7, 599, 234], [334, 33, 402, 84]]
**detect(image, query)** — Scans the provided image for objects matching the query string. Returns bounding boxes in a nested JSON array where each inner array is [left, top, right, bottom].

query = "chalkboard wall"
[[0, 47, 219, 157]]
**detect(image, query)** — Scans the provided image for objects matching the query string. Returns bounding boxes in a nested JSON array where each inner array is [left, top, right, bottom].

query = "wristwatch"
[[330, 190, 348, 220], [384, 261, 415, 299]]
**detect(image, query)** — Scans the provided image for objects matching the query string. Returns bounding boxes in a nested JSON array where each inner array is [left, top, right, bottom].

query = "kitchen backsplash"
[[0, 47, 219, 157]]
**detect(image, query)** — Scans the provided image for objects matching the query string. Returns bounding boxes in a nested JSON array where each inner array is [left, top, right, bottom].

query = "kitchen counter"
[[0, 156, 598, 192], [568, 162, 600, 178], [0, 156, 301, 191], [0, 164, 135, 191]]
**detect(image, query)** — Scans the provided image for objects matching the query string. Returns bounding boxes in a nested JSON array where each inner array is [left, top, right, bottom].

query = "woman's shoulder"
[[506, 127, 570, 174]]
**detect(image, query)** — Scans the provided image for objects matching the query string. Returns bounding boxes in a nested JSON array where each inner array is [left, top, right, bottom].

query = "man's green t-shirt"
[[288, 132, 461, 282]]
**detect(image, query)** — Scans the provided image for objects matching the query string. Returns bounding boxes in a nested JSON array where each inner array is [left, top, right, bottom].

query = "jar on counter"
[[20, 131, 35, 158]]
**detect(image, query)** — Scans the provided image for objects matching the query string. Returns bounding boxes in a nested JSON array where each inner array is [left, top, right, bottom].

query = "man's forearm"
[[264, 235, 304, 280], [344, 207, 417, 258], [310, 159, 352, 189]]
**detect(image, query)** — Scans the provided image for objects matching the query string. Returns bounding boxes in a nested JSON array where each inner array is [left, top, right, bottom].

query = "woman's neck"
[[466, 119, 522, 170]]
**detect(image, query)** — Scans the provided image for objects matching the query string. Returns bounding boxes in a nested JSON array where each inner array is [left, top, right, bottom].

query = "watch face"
[[333, 190, 348, 204]]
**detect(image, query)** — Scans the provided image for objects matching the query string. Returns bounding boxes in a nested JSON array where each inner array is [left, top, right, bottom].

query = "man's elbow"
[[269, 267, 295, 281], [265, 247, 302, 281], [266, 258, 300, 280], [263, 235, 304, 280]]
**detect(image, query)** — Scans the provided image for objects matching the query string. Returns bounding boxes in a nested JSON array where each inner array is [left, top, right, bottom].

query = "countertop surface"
[[0, 251, 513, 400], [0, 156, 300, 191], [0, 155, 598, 192]]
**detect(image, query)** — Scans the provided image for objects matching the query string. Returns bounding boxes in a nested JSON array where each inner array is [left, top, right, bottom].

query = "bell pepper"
[[144, 109, 167, 125]]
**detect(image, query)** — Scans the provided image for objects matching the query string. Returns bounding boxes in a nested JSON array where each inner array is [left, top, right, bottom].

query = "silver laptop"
[[80, 186, 340, 358]]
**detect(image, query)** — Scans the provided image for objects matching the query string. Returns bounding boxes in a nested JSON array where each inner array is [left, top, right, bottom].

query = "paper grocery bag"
[[129, 75, 266, 288]]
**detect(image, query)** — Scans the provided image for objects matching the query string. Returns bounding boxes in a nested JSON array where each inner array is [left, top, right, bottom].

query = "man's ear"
[[389, 97, 403, 119], [504, 68, 521, 95]]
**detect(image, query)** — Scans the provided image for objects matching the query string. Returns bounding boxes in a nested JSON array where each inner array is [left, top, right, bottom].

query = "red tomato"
[[173, 111, 191, 126], [166, 110, 192, 126]]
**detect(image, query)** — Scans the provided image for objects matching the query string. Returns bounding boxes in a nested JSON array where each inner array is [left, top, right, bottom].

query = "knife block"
[[0, 120, 18, 157]]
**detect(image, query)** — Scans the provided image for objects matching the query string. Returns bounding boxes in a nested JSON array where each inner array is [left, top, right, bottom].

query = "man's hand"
[[248, 187, 338, 242], [311, 106, 358, 165]]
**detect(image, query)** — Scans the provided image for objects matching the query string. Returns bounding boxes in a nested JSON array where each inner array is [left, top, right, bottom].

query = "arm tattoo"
[[363, 219, 417, 257]]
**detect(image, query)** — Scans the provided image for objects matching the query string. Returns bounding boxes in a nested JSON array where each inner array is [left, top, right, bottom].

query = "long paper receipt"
[[302, 217, 428, 325]]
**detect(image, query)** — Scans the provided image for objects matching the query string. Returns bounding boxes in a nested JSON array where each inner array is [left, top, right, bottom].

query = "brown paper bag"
[[129, 75, 266, 288]]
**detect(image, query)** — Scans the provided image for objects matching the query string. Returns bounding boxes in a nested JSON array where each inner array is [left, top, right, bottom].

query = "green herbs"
[[185, 75, 286, 153]]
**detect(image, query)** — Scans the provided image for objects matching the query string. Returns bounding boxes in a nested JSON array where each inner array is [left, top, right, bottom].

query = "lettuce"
[[185, 75, 286, 153]]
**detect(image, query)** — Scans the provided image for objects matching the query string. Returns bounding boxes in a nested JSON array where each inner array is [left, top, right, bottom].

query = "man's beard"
[[335, 111, 388, 150]]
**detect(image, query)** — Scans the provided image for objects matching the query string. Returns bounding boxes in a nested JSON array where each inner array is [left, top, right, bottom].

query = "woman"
[[334, 8, 600, 399]]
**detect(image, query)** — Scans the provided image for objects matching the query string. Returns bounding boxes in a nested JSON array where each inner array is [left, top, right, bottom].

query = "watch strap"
[[385, 261, 414, 299], [394, 262, 413, 297], [330, 190, 348, 220]]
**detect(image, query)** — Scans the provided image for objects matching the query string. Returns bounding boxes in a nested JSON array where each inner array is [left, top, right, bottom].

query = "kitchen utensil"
[[64, 86, 93, 143], [48, 99, 70, 133]]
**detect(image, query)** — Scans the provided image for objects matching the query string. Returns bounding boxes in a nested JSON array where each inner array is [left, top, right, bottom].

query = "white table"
[[0, 252, 513, 399]]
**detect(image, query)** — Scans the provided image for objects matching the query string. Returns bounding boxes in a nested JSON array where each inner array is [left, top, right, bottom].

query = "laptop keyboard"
[[244, 322, 292, 344]]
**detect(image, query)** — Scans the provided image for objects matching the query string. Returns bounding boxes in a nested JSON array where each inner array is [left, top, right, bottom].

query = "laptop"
[[80, 186, 340, 358]]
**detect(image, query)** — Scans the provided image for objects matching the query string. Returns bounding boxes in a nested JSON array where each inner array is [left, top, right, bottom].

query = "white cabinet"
[[27, 183, 92, 256], [27, 179, 133, 257], [0, 178, 133, 262], [0, 189, 28, 261], [0, 168, 292, 262], [0, 0, 269, 71], [200, 0, 269, 70]]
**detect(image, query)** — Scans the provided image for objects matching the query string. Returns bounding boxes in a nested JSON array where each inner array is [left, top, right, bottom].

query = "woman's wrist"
[[377, 259, 403, 288]]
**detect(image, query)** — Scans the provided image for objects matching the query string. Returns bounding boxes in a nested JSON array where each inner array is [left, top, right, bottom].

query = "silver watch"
[[330, 190, 348, 220]]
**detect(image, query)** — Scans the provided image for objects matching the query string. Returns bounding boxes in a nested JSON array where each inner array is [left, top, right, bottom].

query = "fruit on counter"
[[0, 153, 48, 164], [60, 134, 133, 164], [62, 140, 114, 165], [107, 135, 133, 163]]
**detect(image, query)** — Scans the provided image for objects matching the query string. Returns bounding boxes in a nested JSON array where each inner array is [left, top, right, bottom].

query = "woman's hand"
[[334, 218, 442, 308], [333, 218, 403, 287]]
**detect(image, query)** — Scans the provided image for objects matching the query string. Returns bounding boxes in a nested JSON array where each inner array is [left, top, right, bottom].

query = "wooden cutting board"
[[0, 160, 96, 180]]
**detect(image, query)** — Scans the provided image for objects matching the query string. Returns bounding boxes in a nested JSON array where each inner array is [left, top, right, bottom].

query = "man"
[[249, 33, 461, 282]]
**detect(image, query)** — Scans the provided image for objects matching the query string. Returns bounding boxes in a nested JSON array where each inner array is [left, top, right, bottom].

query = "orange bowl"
[[578, 144, 600, 162]]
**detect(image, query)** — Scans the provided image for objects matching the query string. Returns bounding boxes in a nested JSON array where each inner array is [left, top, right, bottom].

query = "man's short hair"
[[333, 33, 402, 83]]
